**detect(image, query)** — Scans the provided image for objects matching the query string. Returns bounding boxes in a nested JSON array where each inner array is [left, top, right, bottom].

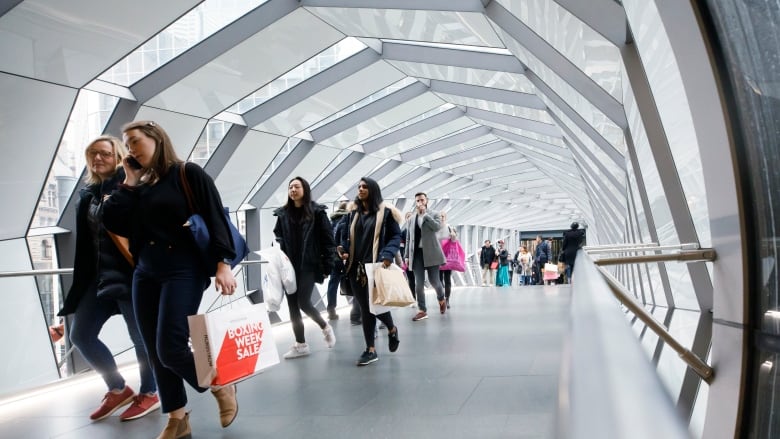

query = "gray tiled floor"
[[0, 285, 570, 438]]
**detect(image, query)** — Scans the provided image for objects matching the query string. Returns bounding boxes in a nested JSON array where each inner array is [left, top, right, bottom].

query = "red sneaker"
[[119, 393, 161, 421], [90, 386, 134, 421]]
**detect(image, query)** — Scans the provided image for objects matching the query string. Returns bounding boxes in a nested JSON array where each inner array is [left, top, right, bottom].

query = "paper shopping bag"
[[189, 303, 280, 387], [373, 264, 416, 307], [543, 263, 559, 281]]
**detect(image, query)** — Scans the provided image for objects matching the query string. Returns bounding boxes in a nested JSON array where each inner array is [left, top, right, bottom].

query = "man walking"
[[533, 235, 551, 285], [479, 240, 496, 286], [404, 192, 447, 321]]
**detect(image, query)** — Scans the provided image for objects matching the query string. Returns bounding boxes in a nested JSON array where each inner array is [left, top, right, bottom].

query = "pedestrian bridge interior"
[[0, 1, 778, 438]]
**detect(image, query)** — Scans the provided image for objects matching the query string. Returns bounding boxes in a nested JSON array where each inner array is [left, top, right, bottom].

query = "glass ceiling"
[[5, 0, 664, 235]]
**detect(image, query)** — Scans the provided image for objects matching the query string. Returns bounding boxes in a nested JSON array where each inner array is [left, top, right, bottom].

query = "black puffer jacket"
[[59, 170, 133, 316], [273, 202, 337, 283]]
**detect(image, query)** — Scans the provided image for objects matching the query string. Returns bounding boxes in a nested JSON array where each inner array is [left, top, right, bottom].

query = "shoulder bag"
[[180, 164, 249, 276]]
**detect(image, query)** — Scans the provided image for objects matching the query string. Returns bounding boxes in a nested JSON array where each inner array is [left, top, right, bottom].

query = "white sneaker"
[[322, 324, 336, 348], [283, 342, 310, 359]]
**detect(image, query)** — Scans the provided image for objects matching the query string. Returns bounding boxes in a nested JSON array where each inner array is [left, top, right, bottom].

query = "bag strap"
[[106, 230, 134, 268], [178, 163, 197, 214], [372, 207, 386, 263]]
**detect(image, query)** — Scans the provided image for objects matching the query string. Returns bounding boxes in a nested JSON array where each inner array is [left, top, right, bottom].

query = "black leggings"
[[439, 270, 452, 299], [349, 266, 395, 349], [286, 270, 327, 344]]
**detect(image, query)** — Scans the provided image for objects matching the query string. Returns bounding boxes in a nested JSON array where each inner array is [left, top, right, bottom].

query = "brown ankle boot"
[[211, 384, 238, 427], [156, 412, 191, 439]]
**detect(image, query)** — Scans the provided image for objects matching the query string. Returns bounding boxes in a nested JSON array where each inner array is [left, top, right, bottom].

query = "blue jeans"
[[325, 264, 342, 309], [133, 244, 209, 413], [70, 284, 156, 394]]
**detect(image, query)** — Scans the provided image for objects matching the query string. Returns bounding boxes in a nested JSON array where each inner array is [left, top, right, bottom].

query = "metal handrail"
[[585, 243, 701, 254], [582, 242, 660, 250], [562, 250, 691, 439], [593, 249, 716, 266], [594, 263, 715, 383], [0, 259, 266, 278]]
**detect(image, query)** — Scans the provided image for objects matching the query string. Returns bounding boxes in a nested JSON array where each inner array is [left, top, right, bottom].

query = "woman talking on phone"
[[103, 121, 238, 439]]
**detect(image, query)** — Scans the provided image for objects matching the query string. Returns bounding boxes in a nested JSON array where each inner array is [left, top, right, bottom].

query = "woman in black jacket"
[[58, 136, 159, 422], [338, 177, 402, 366], [103, 121, 238, 439], [273, 177, 337, 359]]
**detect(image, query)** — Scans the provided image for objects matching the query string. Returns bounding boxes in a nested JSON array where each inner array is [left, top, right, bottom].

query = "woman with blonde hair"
[[103, 121, 239, 439], [58, 135, 159, 422]]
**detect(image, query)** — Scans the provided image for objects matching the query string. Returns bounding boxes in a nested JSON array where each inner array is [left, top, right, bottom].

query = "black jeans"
[[439, 270, 452, 299], [287, 270, 328, 344], [133, 244, 209, 413], [348, 264, 394, 349]]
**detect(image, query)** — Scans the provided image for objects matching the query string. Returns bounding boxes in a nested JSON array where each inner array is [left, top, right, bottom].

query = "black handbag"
[[339, 275, 353, 296]]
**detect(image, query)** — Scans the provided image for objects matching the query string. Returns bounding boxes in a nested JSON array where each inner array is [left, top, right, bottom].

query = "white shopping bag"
[[365, 263, 394, 316], [189, 303, 280, 387]]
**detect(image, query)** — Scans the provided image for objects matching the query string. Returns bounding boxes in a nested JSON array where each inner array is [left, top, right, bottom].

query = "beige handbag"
[[372, 264, 416, 307]]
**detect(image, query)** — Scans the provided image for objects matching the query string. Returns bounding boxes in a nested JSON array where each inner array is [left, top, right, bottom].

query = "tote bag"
[[543, 262, 559, 281], [440, 238, 466, 272], [189, 303, 280, 387], [373, 264, 416, 307]]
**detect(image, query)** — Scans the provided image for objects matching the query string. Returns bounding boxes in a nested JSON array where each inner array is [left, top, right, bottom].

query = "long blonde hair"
[[83, 136, 126, 185]]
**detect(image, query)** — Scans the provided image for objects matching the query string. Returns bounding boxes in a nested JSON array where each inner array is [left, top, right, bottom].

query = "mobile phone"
[[126, 156, 143, 170]]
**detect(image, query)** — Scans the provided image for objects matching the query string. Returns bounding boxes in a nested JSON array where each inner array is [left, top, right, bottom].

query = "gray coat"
[[403, 211, 446, 268]]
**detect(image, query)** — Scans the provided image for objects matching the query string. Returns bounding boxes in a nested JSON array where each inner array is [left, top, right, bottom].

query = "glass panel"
[[318, 93, 445, 149], [0, 1, 200, 87], [316, 156, 385, 203], [189, 120, 231, 167], [407, 135, 499, 164], [496, 0, 623, 101], [214, 130, 288, 211], [495, 27, 626, 153], [307, 8, 504, 47], [99, 0, 268, 86], [623, 0, 711, 248], [0, 239, 60, 393], [145, 9, 344, 118], [625, 74, 700, 310], [262, 145, 341, 208], [366, 117, 475, 158], [387, 60, 536, 93], [253, 62, 406, 136], [435, 92, 553, 123], [704, 1, 780, 435], [31, 90, 118, 228], [541, 95, 626, 197], [655, 308, 700, 404], [305, 77, 418, 133], [228, 37, 367, 114], [476, 119, 565, 147]]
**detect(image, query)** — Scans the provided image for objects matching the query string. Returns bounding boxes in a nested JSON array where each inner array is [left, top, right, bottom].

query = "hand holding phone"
[[125, 156, 143, 170]]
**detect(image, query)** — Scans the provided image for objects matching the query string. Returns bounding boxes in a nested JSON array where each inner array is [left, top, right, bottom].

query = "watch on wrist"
[[220, 258, 232, 265]]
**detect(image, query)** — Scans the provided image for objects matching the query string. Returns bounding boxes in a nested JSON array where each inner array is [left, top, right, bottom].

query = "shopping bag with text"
[[189, 303, 280, 387]]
